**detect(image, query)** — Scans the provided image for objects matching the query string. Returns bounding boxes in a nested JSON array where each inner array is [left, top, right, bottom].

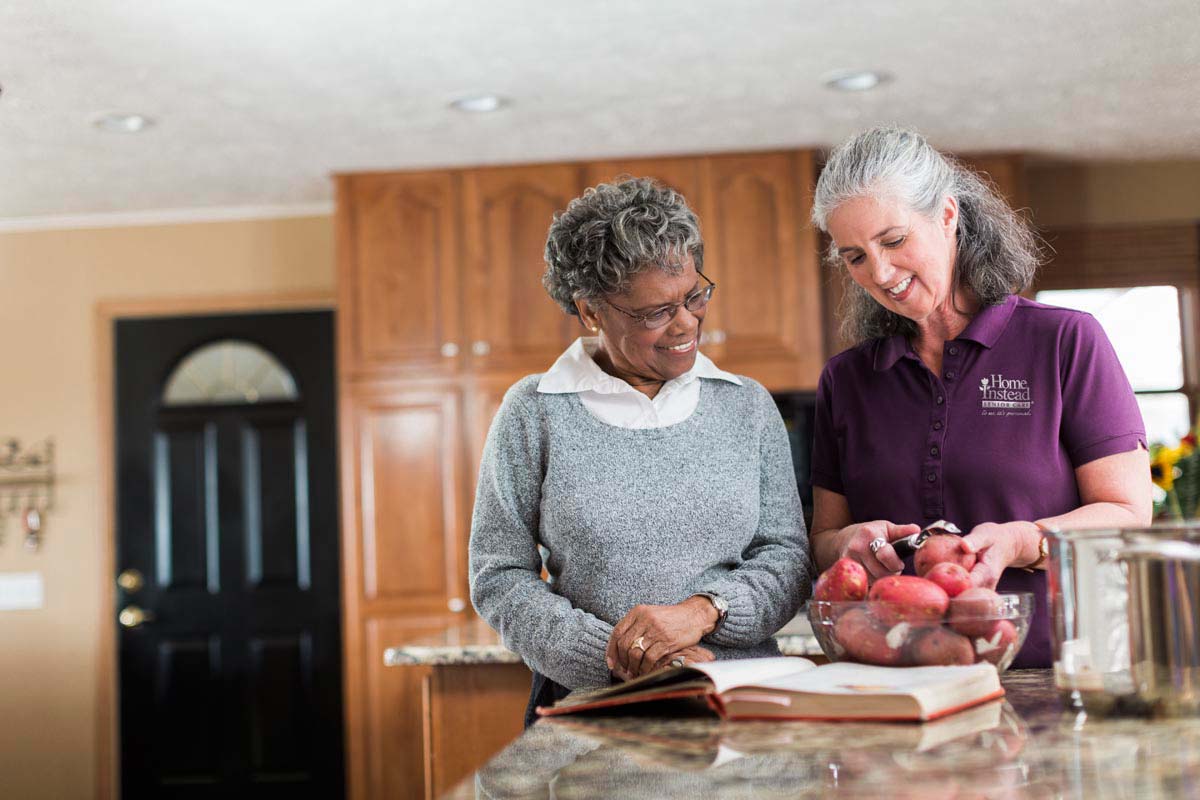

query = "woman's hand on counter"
[[606, 599, 716, 679], [962, 521, 1042, 588], [610, 644, 715, 681]]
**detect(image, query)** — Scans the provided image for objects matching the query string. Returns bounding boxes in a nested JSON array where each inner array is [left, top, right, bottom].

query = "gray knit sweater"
[[468, 374, 812, 690]]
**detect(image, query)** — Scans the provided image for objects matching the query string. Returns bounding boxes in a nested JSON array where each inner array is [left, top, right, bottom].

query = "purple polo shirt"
[[812, 295, 1146, 668]]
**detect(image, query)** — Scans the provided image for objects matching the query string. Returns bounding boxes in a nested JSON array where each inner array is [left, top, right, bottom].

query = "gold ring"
[[631, 636, 647, 653]]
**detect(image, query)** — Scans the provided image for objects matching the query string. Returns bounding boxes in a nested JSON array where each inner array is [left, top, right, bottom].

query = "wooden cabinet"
[[704, 152, 822, 388], [462, 165, 585, 372], [336, 148, 826, 800], [584, 152, 821, 389], [336, 173, 464, 379], [344, 381, 470, 615]]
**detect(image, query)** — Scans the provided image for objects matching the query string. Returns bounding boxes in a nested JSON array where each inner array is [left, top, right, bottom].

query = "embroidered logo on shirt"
[[979, 374, 1033, 416]]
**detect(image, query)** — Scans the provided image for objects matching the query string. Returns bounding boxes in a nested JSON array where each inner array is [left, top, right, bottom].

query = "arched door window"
[[162, 339, 299, 406]]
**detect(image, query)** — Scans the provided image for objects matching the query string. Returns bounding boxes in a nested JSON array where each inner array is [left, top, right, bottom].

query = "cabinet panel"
[[338, 173, 463, 377], [705, 152, 822, 388], [463, 165, 585, 372], [581, 156, 712, 222], [348, 383, 466, 611]]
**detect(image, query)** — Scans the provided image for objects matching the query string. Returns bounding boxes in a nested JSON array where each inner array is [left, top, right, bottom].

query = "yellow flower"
[[1151, 443, 1189, 491]]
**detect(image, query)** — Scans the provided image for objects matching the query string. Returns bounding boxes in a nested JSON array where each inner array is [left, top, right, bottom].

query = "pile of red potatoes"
[[813, 535, 1019, 667]]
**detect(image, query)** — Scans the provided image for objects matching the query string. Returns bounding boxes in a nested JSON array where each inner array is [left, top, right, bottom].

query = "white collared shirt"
[[536, 337, 743, 429]]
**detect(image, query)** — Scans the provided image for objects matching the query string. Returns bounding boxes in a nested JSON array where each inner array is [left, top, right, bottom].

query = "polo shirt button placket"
[[926, 377, 948, 518]]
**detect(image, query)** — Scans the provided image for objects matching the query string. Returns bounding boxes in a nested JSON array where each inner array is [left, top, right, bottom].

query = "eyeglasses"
[[602, 271, 716, 330]]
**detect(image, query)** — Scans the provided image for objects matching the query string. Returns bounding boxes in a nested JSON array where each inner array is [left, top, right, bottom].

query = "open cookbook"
[[537, 657, 1003, 722]]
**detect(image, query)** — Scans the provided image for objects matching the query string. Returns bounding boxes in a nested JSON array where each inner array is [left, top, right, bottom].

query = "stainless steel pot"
[[1119, 539, 1200, 717], [1048, 524, 1200, 716]]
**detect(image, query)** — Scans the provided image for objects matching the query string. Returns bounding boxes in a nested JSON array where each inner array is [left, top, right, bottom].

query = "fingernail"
[[606, 658, 613, 669]]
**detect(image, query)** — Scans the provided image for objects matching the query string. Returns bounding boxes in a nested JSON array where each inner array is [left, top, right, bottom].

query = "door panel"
[[153, 636, 223, 782], [240, 418, 308, 589], [154, 424, 219, 590], [116, 311, 342, 799]]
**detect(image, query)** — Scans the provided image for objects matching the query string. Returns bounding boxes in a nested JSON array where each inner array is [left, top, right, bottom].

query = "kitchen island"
[[443, 670, 1200, 798]]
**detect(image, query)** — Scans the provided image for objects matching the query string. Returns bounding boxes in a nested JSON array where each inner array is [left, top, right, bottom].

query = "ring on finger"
[[631, 636, 647, 653], [670, 657, 685, 668], [868, 537, 888, 555]]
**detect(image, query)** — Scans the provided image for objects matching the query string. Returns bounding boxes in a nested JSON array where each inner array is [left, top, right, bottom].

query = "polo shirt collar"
[[957, 294, 1019, 348], [537, 337, 742, 394], [872, 294, 1020, 371]]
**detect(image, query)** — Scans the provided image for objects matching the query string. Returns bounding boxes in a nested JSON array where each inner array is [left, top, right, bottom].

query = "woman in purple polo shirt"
[[807, 127, 1152, 668]]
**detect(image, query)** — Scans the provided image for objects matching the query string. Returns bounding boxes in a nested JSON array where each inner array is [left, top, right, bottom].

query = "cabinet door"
[[581, 156, 711, 221], [462, 165, 585, 373], [337, 173, 464, 378], [703, 152, 823, 389], [345, 381, 470, 616]]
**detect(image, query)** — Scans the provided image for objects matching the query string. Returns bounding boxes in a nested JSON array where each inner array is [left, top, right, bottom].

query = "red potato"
[[814, 557, 870, 602], [868, 575, 950, 626], [924, 562, 972, 598], [949, 587, 1005, 637], [972, 620, 1018, 665], [915, 534, 977, 577], [908, 626, 975, 666], [834, 607, 904, 665]]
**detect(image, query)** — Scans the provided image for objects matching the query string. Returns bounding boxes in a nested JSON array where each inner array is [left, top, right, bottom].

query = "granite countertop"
[[383, 614, 823, 667], [443, 670, 1200, 799]]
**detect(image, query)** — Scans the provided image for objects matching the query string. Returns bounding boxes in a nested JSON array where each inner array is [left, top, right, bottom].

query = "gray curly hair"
[[812, 126, 1041, 344], [543, 177, 704, 316]]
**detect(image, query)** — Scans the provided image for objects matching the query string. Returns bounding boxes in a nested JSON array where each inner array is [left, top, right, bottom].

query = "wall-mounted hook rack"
[[0, 438, 55, 550]]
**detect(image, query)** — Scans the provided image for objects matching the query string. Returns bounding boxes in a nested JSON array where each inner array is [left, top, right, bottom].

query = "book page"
[[750, 662, 996, 695], [686, 656, 815, 694]]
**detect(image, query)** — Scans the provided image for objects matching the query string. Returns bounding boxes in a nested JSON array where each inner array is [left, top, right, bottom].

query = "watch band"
[[692, 592, 728, 631], [1023, 522, 1054, 571]]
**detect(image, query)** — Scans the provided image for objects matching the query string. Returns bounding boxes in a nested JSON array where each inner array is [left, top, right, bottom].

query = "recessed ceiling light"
[[822, 70, 891, 92], [449, 94, 507, 113], [93, 112, 155, 133]]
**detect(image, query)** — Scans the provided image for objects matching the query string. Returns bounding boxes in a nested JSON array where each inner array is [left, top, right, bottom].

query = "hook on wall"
[[0, 438, 55, 551]]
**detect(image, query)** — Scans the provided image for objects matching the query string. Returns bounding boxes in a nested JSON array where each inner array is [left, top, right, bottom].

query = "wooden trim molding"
[[93, 291, 335, 800]]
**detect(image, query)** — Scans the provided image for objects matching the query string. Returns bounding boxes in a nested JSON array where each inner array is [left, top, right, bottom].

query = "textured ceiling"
[[2, 0, 1198, 222]]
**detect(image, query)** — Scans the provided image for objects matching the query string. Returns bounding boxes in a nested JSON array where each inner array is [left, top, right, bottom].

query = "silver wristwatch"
[[693, 592, 729, 632]]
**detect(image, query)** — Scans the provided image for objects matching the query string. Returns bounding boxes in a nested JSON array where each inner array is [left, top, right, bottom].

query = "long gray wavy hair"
[[543, 177, 704, 316], [812, 127, 1041, 345]]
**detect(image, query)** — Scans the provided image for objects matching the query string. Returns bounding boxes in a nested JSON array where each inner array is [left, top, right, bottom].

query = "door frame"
[[94, 291, 336, 800]]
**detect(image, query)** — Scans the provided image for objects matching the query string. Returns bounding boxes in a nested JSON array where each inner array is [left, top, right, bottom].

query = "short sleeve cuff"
[[810, 469, 844, 495], [1069, 432, 1147, 468]]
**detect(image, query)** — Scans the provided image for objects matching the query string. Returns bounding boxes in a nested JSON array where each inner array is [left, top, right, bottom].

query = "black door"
[[115, 311, 343, 799]]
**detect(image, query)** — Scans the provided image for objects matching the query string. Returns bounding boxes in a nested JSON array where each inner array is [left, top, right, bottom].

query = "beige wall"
[[1027, 160, 1200, 226], [0, 214, 333, 800]]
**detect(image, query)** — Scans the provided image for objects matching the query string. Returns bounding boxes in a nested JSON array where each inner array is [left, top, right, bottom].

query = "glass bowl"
[[808, 592, 1034, 672]]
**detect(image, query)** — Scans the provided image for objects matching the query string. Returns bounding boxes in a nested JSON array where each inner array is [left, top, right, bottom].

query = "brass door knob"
[[118, 605, 155, 628], [116, 569, 144, 593]]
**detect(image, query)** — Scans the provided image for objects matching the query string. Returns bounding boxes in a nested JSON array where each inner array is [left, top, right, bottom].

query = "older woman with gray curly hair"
[[809, 127, 1151, 668], [469, 177, 811, 725]]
